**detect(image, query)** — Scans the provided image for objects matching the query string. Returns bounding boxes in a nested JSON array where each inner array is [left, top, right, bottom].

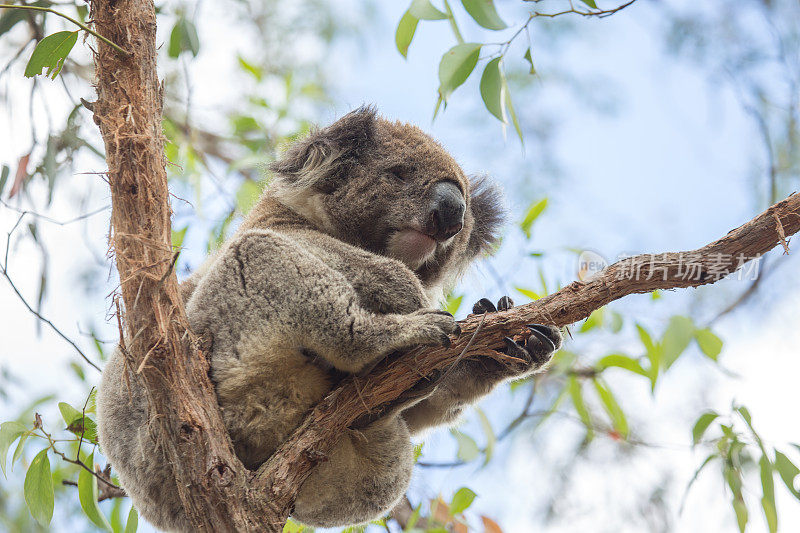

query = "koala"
[[97, 107, 562, 531]]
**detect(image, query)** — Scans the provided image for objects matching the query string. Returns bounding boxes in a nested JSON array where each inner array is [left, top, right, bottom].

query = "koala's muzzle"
[[424, 181, 465, 242]]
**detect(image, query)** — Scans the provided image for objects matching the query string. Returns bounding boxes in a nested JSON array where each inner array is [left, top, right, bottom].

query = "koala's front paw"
[[502, 324, 562, 374], [473, 295, 562, 375], [403, 309, 461, 348]]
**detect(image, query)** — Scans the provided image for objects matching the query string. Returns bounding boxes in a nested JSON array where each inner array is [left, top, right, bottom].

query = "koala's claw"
[[497, 295, 514, 311], [473, 298, 497, 314], [473, 296, 514, 315], [526, 324, 557, 351], [499, 323, 562, 374]]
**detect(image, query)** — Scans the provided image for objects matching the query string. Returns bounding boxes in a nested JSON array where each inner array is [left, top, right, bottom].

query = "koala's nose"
[[425, 181, 465, 242]]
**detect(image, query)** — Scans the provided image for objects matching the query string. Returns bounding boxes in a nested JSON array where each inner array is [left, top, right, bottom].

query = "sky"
[[1, 1, 798, 532]]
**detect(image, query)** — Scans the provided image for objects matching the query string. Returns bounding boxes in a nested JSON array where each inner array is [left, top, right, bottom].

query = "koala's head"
[[268, 107, 504, 288]]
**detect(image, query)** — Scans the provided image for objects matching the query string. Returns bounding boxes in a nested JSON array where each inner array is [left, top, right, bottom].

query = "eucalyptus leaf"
[[460, 0, 507, 30], [24, 31, 79, 80], [0, 421, 27, 477], [24, 449, 53, 526], [79, 451, 113, 530], [409, 0, 448, 20], [691, 411, 718, 445], [479, 57, 504, 122], [520, 198, 547, 238], [395, 10, 419, 58], [437, 43, 482, 102], [449, 487, 477, 514]]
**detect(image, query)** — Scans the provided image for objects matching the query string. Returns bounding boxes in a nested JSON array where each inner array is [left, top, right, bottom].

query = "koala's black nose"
[[425, 181, 465, 241]]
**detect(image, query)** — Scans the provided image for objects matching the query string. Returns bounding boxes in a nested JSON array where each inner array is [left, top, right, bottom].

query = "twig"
[[0, 4, 131, 56]]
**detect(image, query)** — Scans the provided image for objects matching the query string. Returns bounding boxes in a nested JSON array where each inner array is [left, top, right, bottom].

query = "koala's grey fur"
[[97, 107, 561, 531]]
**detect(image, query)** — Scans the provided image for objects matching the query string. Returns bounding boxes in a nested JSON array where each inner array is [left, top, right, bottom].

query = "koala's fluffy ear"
[[270, 106, 378, 191], [467, 175, 505, 257]]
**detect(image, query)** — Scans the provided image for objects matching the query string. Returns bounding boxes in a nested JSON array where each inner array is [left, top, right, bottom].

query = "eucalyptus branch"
[[0, 4, 131, 56]]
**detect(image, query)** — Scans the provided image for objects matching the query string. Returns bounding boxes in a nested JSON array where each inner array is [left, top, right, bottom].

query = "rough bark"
[[89, 1, 800, 531]]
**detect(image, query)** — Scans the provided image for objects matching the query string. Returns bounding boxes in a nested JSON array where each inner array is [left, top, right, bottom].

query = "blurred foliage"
[[0, 0, 798, 532]]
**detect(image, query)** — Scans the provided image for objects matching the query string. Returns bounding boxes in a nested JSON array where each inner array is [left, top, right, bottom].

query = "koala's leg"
[[189, 230, 460, 374], [292, 416, 414, 528], [402, 296, 562, 435], [97, 349, 192, 532]]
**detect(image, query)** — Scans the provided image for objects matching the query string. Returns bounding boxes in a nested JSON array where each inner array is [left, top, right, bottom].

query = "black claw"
[[497, 296, 514, 311], [473, 298, 497, 314], [526, 325, 557, 351], [453, 323, 462, 336], [441, 335, 452, 348], [502, 336, 529, 360]]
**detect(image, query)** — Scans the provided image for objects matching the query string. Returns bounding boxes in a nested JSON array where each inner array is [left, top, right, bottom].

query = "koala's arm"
[[187, 229, 459, 374], [402, 298, 562, 435]]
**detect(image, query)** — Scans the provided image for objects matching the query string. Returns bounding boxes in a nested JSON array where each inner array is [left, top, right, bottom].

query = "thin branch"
[[0, 266, 101, 371], [0, 4, 131, 56]]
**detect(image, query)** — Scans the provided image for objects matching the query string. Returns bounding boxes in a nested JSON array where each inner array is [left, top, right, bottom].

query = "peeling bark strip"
[[89, 2, 800, 530]]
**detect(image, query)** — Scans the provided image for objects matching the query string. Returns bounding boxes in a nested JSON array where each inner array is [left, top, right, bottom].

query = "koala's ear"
[[270, 106, 378, 189], [467, 175, 506, 257]]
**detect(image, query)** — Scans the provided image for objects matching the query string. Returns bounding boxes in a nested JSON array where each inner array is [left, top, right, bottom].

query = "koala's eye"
[[387, 165, 409, 182]]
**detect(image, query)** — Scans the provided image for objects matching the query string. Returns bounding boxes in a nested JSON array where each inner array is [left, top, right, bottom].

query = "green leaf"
[[608, 311, 623, 333], [0, 165, 9, 195], [124, 506, 139, 533], [592, 378, 628, 438], [443, 293, 463, 316], [24, 31, 79, 80], [514, 287, 540, 301], [504, 86, 523, 143], [172, 226, 188, 249], [578, 0, 598, 8], [636, 324, 661, 390], [168, 18, 200, 58], [520, 198, 547, 238], [237, 55, 263, 81], [523, 48, 535, 75], [774, 450, 800, 499], [395, 10, 419, 58], [12, 430, 31, 468], [79, 451, 113, 531], [568, 376, 593, 441], [759, 454, 777, 533], [437, 43, 482, 102], [409, 0, 448, 20], [694, 328, 723, 361], [596, 353, 648, 377], [24, 449, 53, 526], [449, 487, 477, 514], [412, 442, 424, 463], [59, 401, 98, 443], [460, 0, 506, 30], [661, 315, 695, 370], [451, 429, 480, 462], [0, 421, 27, 477], [733, 496, 748, 533], [691, 411, 719, 446], [579, 308, 604, 333], [283, 518, 306, 533], [474, 407, 495, 465], [479, 57, 504, 122]]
